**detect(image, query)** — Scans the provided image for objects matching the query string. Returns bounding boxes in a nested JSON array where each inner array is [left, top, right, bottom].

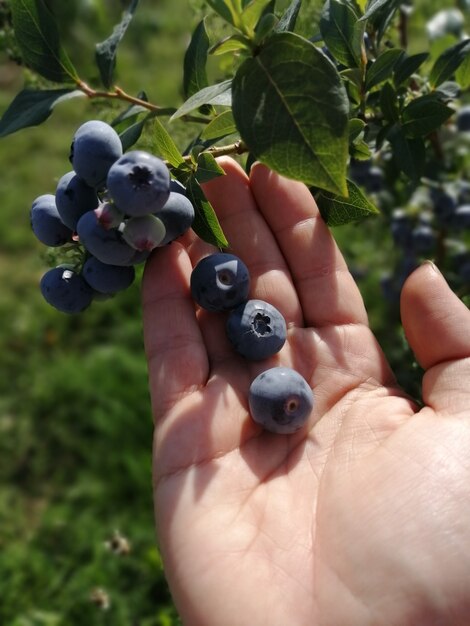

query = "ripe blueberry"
[[55, 171, 99, 230], [249, 367, 314, 434], [190, 253, 250, 312], [30, 194, 73, 247], [70, 120, 123, 189], [457, 105, 470, 132], [226, 299, 286, 360], [157, 192, 195, 245], [107, 150, 170, 216], [77, 210, 136, 266], [40, 267, 94, 314], [82, 257, 135, 294]]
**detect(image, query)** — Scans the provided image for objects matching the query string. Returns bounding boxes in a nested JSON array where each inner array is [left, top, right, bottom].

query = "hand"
[[142, 158, 470, 626]]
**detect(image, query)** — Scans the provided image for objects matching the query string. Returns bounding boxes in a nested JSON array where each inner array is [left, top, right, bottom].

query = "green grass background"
[[0, 1, 468, 624]]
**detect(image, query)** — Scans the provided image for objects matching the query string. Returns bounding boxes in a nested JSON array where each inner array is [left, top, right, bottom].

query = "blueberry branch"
[[174, 140, 249, 167], [76, 80, 211, 124]]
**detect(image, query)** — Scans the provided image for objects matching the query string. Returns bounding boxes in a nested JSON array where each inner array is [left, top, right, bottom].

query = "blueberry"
[[55, 171, 99, 230], [226, 299, 286, 361], [349, 159, 372, 187], [77, 210, 136, 266], [40, 267, 94, 313], [248, 367, 314, 434], [411, 224, 436, 254], [30, 194, 73, 247], [121, 215, 166, 251], [365, 166, 384, 193], [390, 209, 412, 248], [81, 257, 135, 294], [458, 259, 470, 283], [450, 204, 470, 230], [94, 202, 124, 230], [457, 180, 470, 205], [456, 105, 470, 132], [107, 150, 170, 216], [157, 192, 195, 245], [190, 253, 250, 312], [431, 188, 457, 225], [70, 120, 123, 189]]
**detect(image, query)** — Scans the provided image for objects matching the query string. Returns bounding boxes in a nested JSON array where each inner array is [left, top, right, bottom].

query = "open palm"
[[142, 158, 470, 626]]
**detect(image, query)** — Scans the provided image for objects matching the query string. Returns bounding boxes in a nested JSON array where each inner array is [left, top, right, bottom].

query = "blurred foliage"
[[0, 0, 469, 624]]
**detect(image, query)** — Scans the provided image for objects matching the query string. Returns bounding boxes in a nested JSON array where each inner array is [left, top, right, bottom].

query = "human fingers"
[[401, 262, 470, 413], [200, 157, 302, 326], [249, 163, 368, 329], [142, 242, 209, 423]]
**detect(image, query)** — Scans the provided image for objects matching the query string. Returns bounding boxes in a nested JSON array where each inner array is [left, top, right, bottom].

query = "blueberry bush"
[[0, 0, 469, 623]]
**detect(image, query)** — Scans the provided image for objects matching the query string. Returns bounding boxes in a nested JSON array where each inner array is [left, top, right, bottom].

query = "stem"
[[398, 6, 409, 50], [170, 140, 249, 168], [76, 80, 211, 124]]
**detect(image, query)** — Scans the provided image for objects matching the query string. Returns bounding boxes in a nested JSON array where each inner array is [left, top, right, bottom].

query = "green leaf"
[[387, 125, 425, 181], [0, 88, 83, 138], [171, 80, 232, 120], [320, 0, 364, 69], [435, 81, 461, 100], [232, 32, 349, 195], [359, 0, 392, 21], [201, 110, 237, 140], [316, 179, 379, 226], [455, 49, 470, 89], [401, 95, 454, 138], [253, 13, 279, 45], [183, 19, 210, 99], [393, 52, 429, 86], [241, 0, 272, 32], [111, 93, 149, 128], [348, 117, 365, 143], [95, 0, 139, 89], [276, 0, 302, 32], [187, 178, 229, 248], [206, 0, 237, 25], [10, 0, 78, 82], [119, 117, 146, 151], [195, 152, 226, 184], [151, 117, 184, 167], [365, 48, 403, 90], [363, 0, 400, 41], [429, 38, 470, 88], [209, 34, 250, 55], [379, 81, 399, 123]]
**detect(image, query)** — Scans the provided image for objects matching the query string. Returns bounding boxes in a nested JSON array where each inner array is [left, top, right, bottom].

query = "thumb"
[[400, 262, 470, 413]]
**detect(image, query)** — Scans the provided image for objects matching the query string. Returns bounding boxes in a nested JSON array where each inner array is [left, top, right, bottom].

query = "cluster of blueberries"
[[30, 120, 314, 435], [190, 252, 314, 434], [30, 120, 195, 314]]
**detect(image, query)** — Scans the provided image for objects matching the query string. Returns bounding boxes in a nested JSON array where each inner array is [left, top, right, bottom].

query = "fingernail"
[[421, 259, 441, 274]]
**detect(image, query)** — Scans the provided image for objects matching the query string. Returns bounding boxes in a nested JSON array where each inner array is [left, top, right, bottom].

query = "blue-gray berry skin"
[[249, 367, 314, 434], [40, 267, 94, 314], [191, 253, 250, 312], [157, 192, 195, 245], [82, 257, 135, 294], [70, 120, 123, 189], [55, 171, 99, 230], [450, 204, 470, 230], [107, 150, 170, 216], [30, 194, 73, 246], [77, 210, 136, 266], [226, 299, 286, 360], [457, 105, 470, 132]]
